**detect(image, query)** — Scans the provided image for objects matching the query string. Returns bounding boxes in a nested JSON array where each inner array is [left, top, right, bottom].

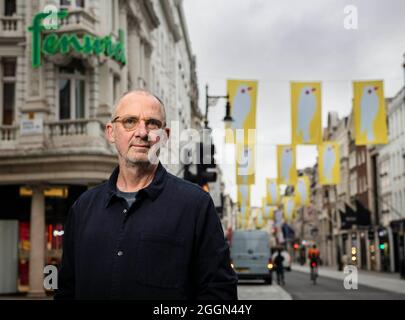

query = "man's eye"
[[124, 118, 137, 125], [147, 119, 162, 128]]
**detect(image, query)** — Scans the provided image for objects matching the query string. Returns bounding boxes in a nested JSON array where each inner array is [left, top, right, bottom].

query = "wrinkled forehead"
[[114, 92, 165, 120]]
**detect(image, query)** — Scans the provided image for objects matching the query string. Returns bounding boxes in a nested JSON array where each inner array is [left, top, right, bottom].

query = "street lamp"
[[205, 84, 233, 129]]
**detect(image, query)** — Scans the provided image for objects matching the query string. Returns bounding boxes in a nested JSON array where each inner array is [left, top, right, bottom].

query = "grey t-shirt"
[[116, 189, 138, 208]]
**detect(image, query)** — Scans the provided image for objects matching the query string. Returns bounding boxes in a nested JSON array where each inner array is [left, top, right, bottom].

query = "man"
[[54, 90, 238, 300], [273, 250, 285, 286]]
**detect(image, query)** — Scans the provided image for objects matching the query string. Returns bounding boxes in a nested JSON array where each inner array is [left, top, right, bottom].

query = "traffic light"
[[196, 142, 217, 186], [183, 142, 217, 187]]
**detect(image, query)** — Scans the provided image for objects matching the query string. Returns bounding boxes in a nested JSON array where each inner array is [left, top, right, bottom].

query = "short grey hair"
[[111, 89, 167, 126]]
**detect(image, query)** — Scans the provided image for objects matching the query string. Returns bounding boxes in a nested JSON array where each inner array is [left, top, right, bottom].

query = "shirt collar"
[[105, 162, 167, 208]]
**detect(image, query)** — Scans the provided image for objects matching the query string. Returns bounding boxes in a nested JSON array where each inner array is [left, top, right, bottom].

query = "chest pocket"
[[135, 232, 185, 289]]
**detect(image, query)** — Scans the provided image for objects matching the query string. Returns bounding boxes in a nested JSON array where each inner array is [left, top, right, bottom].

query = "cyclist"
[[308, 244, 320, 283]]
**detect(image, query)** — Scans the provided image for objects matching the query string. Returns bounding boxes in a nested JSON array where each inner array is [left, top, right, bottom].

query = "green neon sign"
[[28, 10, 127, 68]]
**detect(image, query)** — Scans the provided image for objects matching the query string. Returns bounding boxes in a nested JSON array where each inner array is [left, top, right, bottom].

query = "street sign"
[[20, 119, 43, 135]]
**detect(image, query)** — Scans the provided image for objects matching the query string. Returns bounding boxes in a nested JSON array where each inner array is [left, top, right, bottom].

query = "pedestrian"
[[274, 249, 285, 285], [54, 89, 238, 300], [299, 246, 306, 265]]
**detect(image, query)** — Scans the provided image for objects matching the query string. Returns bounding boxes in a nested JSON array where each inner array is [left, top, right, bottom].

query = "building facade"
[[0, 0, 200, 295], [377, 57, 405, 275]]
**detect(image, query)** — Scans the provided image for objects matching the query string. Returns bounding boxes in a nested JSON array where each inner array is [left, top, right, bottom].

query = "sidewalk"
[[292, 263, 405, 295], [237, 282, 292, 300]]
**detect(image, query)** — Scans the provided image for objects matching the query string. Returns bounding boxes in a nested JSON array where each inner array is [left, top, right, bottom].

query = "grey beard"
[[124, 157, 153, 169]]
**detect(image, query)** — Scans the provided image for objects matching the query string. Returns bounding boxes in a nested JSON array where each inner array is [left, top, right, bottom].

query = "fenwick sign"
[[28, 10, 127, 68]]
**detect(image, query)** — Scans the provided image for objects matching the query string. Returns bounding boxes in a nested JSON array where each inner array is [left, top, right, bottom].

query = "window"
[[111, 0, 119, 32], [401, 150, 405, 174], [4, 0, 16, 16], [1, 58, 16, 125], [350, 172, 357, 196], [58, 60, 86, 120], [113, 75, 121, 107], [349, 152, 356, 169], [60, 0, 85, 8]]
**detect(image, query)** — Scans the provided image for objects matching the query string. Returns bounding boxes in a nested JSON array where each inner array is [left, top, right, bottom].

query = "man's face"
[[106, 93, 170, 166]]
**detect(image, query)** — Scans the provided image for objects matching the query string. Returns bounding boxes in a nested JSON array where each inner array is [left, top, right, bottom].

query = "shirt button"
[[117, 251, 124, 256], [123, 209, 128, 214]]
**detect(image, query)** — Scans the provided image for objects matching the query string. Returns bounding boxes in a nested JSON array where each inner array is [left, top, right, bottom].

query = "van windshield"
[[232, 235, 269, 253]]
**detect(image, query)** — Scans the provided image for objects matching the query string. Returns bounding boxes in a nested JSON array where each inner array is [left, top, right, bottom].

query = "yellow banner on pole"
[[318, 142, 340, 185], [225, 79, 258, 144], [282, 197, 296, 222], [255, 207, 266, 229], [237, 212, 243, 229], [295, 176, 310, 206], [266, 178, 280, 205], [236, 143, 255, 185], [277, 145, 297, 185], [262, 197, 276, 220], [237, 184, 251, 207], [291, 82, 322, 145], [353, 80, 388, 145], [240, 206, 251, 229]]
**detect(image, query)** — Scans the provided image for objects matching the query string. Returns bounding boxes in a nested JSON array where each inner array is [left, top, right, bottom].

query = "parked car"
[[230, 230, 273, 284]]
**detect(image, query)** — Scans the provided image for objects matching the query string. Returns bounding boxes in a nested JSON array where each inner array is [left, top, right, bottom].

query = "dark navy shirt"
[[54, 163, 238, 300]]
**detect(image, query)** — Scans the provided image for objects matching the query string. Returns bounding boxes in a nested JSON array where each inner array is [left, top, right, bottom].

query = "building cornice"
[[160, 0, 181, 42]]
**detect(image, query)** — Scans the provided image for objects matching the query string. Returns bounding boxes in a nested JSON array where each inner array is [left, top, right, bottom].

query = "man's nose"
[[134, 120, 148, 138]]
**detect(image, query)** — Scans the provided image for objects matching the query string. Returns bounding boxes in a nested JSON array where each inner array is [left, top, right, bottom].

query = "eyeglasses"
[[111, 115, 164, 131]]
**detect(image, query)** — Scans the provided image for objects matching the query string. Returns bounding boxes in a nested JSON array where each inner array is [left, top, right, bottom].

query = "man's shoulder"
[[165, 171, 211, 201], [73, 181, 108, 209]]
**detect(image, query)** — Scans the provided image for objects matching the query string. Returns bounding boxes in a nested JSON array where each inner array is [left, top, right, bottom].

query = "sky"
[[182, 0, 405, 206]]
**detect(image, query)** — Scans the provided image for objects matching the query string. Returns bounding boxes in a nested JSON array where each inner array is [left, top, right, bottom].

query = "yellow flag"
[[277, 145, 297, 185], [240, 206, 251, 229], [283, 197, 296, 222], [295, 176, 310, 206], [291, 82, 322, 145], [262, 196, 276, 220], [266, 178, 280, 205], [225, 79, 258, 144], [237, 212, 243, 229], [353, 80, 388, 145], [261, 196, 267, 210], [236, 143, 255, 185], [255, 208, 266, 229], [318, 142, 340, 185], [237, 184, 251, 207]]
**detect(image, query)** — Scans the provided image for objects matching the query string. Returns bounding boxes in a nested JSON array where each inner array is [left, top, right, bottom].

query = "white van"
[[230, 230, 273, 284]]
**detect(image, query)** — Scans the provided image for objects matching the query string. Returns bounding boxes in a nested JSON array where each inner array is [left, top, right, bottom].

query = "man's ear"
[[105, 123, 115, 143], [164, 127, 171, 140]]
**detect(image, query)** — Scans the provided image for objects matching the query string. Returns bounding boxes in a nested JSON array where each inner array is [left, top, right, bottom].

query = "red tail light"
[[311, 262, 317, 268]]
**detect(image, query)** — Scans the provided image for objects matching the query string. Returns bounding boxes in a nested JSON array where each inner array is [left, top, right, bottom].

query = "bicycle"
[[310, 261, 318, 285]]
